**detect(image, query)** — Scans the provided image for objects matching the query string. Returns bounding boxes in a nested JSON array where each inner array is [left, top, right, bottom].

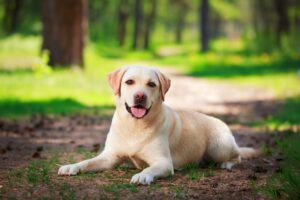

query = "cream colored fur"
[[58, 66, 259, 185]]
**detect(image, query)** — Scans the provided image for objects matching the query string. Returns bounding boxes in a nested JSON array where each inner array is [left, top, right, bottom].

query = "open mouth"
[[125, 102, 152, 119]]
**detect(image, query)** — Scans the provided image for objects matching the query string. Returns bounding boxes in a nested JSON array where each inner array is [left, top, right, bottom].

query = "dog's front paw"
[[58, 164, 81, 176], [130, 172, 154, 185]]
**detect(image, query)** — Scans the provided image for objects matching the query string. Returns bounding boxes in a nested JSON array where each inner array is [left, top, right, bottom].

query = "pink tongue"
[[131, 107, 146, 118]]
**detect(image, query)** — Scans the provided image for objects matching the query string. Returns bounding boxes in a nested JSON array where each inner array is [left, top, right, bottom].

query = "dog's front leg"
[[58, 150, 121, 176], [130, 158, 174, 185]]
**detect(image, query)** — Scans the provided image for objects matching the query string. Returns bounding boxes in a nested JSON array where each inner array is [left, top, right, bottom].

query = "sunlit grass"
[[0, 35, 299, 118], [0, 36, 118, 117]]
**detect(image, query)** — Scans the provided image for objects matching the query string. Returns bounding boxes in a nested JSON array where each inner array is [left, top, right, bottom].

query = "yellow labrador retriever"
[[58, 66, 259, 185]]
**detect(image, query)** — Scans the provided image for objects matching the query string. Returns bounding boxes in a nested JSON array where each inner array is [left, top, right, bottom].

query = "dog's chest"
[[116, 132, 151, 155]]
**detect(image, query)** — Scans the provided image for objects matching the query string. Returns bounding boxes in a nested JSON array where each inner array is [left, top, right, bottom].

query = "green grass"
[[156, 49, 300, 97], [263, 95, 300, 129], [1, 35, 299, 118], [262, 132, 300, 199], [172, 186, 186, 198], [103, 182, 138, 199], [59, 183, 79, 200], [0, 36, 118, 118], [181, 163, 215, 181], [8, 153, 59, 185]]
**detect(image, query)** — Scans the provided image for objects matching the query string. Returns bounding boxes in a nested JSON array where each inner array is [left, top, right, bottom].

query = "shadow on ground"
[[0, 98, 114, 118]]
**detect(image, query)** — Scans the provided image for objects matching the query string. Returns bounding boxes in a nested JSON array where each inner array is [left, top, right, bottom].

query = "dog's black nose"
[[134, 92, 147, 104]]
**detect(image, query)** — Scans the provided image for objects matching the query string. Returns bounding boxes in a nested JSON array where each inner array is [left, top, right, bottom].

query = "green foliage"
[[211, 0, 241, 20]]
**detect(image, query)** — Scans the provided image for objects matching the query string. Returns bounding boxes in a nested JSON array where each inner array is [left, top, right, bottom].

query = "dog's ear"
[[108, 67, 128, 96], [156, 70, 171, 101]]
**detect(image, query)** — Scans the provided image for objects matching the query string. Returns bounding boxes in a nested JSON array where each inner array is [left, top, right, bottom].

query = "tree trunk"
[[200, 0, 210, 52], [210, 12, 222, 39], [175, 17, 184, 44], [118, 0, 129, 46], [42, 0, 88, 68], [274, 0, 290, 43], [172, 0, 189, 44], [3, 0, 23, 34], [132, 0, 143, 49], [143, 0, 156, 49]]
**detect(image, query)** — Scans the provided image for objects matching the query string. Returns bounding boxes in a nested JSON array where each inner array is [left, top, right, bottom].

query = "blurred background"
[[0, 0, 299, 119], [0, 1, 300, 199]]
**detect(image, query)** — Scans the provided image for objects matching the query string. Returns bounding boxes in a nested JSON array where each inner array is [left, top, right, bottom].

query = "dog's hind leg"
[[220, 156, 241, 170]]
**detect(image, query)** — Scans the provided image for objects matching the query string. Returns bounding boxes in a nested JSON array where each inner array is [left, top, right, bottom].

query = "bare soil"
[[0, 69, 282, 200]]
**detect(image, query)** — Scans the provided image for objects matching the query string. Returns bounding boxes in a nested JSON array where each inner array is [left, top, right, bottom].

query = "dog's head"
[[108, 66, 170, 119]]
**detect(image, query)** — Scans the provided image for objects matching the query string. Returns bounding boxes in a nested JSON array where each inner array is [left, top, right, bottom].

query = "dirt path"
[[0, 68, 281, 199]]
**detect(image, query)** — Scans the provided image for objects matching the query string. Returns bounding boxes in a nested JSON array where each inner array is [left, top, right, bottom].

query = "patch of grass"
[[37, 197, 54, 200], [147, 183, 161, 193], [181, 163, 215, 181], [8, 168, 26, 179], [8, 153, 59, 186], [103, 182, 138, 199], [116, 163, 132, 171], [27, 160, 51, 184], [0, 35, 118, 118], [251, 95, 300, 131], [262, 132, 300, 199], [103, 172, 114, 180], [59, 183, 79, 200], [27, 153, 59, 184], [119, 168, 140, 179], [75, 172, 97, 178], [264, 95, 300, 130], [172, 186, 186, 198], [261, 143, 273, 156], [154, 42, 300, 98]]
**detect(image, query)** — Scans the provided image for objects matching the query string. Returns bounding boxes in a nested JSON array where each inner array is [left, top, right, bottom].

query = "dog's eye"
[[147, 82, 156, 88], [125, 79, 134, 85]]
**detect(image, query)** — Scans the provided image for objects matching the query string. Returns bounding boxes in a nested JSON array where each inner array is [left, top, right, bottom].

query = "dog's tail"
[[238, 147, 261, 159]]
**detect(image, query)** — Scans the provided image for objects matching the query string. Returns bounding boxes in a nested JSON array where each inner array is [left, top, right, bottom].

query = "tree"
[[171, 0, 189, 44], [42, 0, 88, 68], [2, 0, 23, 34], [143, 0, 157, 49], [132, 0, 143, 49], [199, 0, 210, 52], [274, 0, 290, 43], [118, 0, 130, 46]]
